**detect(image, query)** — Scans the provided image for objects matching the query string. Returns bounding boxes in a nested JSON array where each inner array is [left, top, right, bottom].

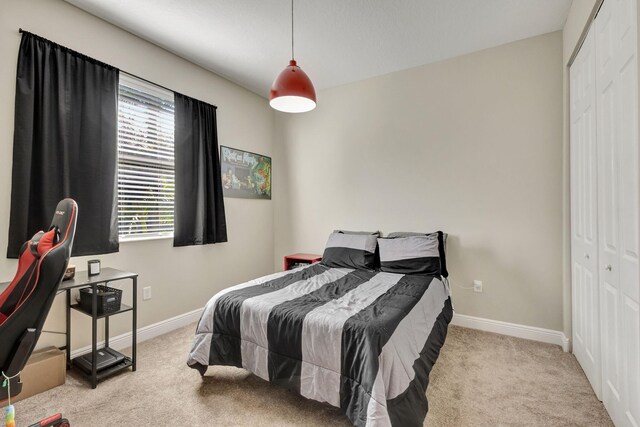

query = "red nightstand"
[[284, 253, 322, 271]]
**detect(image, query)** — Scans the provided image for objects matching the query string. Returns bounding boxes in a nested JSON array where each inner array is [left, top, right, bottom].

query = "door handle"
[[605, 264, 612, 271], [584, 253, 590, 260]]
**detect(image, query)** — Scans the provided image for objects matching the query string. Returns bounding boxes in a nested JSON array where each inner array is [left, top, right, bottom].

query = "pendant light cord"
[[291, 0, 295, 60]]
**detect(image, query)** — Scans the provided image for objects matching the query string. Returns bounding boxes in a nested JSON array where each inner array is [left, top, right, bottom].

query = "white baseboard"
[[560, 334, 571, 353], [70, 307, 203, 359], [451, 313, 571, 352]]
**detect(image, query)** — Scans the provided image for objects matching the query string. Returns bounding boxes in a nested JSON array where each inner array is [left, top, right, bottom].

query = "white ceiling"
[[64, 0, 573, 98]]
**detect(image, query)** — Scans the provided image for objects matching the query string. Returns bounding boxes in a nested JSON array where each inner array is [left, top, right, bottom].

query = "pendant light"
[[269, 0, 317, 113]]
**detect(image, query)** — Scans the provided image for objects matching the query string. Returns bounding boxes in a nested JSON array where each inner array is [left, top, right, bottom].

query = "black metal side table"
[[60, 268, 138, 389]]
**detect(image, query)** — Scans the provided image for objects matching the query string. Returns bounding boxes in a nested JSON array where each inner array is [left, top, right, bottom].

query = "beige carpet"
[[14, 324, 612, 426]]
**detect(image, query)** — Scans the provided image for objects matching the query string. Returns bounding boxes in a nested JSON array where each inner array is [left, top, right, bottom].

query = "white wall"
[[0, 0, 275, 350], [274, 32, 565, 331], [561, 0, 600, 347]]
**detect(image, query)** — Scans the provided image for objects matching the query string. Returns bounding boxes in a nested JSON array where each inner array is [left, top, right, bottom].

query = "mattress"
[[187, 263, 453, 427]]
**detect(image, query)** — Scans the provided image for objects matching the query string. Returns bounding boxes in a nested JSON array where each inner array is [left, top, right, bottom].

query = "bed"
[[187, 258, 453, 426]]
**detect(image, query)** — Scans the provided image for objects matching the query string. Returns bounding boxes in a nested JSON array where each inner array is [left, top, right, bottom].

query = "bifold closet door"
[[570, 24, 602, 399], [595, 0, 640, 425]]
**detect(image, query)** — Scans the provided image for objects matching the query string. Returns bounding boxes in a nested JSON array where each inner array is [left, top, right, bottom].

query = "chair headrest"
[[50, 199, 75, 233], [48, 199, 78, 257], [51, 199, 76, 236]]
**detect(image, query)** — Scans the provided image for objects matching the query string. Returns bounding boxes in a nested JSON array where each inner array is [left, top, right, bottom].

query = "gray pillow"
[[322, 232, 378, 270], [378, 235, 441, 275], [387, 231, 447, 244], [386, 231, 448, 277], [334, 229, 381, 236]]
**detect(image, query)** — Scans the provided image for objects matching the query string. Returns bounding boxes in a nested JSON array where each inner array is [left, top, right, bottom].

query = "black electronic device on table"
[[87, 259, 101, 276], [73, 347, 125, 374]]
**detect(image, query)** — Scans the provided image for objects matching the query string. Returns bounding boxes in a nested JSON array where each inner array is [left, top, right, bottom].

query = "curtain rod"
[[18, 28, 217, 108]]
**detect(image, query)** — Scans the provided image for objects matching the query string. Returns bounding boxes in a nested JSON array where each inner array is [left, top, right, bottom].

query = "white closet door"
[[595, 0, 640, 424], [570, 24, 601, 399], [596, 0, 624, 419], [615, 0, 640, 424]]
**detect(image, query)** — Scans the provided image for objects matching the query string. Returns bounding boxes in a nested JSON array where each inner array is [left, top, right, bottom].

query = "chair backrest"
[[0, 199, 77, 374]]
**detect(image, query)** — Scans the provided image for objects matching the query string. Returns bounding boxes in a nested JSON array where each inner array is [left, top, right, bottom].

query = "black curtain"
[[173, 93, 227, 246], [7, 31, 119, 258]]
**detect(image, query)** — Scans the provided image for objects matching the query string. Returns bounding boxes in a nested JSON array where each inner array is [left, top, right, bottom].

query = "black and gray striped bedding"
[[187, 263, 453, 426]]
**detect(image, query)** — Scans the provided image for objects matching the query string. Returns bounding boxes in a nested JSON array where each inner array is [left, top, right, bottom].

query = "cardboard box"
[[12, 346, 65, 403]]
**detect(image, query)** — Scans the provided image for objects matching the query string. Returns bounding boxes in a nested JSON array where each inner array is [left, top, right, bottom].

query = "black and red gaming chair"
[[0, 199, 77, 402]]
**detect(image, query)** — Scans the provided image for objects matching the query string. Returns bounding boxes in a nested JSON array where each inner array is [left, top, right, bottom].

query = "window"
[[117, 74, 175, 240]]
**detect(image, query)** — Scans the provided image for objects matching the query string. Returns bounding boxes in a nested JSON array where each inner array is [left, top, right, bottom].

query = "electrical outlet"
[[143, 286, 152, 300], [473, 280, 483, 293]]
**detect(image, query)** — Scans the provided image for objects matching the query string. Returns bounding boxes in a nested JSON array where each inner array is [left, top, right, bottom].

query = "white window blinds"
[[117, 73, 175, 240]]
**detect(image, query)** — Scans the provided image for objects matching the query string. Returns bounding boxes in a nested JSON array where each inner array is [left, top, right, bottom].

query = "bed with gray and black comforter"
[[187, 263, 453, 427]]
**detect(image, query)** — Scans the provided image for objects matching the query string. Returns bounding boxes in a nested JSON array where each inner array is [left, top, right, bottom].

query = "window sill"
[[119, 234, 173, 243]]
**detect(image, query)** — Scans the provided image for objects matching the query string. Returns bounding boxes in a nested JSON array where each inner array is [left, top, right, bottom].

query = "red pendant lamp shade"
[[269, 0, 316, 113], [269, 60, 316, 113]]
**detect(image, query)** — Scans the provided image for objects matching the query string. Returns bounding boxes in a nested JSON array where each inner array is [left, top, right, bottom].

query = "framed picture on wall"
[[220, 146, 272, 200]]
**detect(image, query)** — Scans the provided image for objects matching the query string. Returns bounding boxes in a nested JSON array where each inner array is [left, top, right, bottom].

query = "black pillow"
[[378, 235, 440, 275], [387, 231, 448, 277], [321, 232, 378, 270]]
